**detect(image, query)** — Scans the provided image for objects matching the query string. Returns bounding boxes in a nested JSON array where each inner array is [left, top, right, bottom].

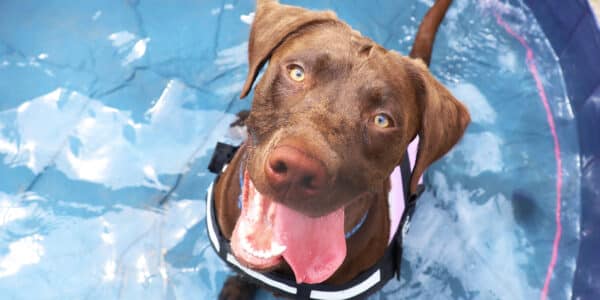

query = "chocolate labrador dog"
[[211, 0, 469, 298]]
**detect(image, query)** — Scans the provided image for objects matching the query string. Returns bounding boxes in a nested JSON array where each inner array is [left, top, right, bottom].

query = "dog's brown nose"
[[265, 146, 327, 197]]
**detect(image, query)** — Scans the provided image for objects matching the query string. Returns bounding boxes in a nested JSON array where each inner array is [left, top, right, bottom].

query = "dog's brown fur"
[[215, 0, 469, 298]]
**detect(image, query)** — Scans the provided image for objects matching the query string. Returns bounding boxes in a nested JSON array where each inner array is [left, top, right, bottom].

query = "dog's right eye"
[[288, 65, 305, 82], [373, 113, 393, 128]]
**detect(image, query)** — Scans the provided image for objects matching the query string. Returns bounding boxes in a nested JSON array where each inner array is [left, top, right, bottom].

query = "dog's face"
[[229, 1, 470, 284], [245, 24, 421, 217]]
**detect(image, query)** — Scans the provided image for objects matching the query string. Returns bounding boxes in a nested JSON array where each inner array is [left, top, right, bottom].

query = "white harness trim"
[[309, 270, 381, 299], [206, 182, 220, 252], [226, 253, 298, 294]]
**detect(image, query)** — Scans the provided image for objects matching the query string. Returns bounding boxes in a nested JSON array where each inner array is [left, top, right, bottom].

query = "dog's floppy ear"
[[240, 0, 339, 98], [405, 58, 470, 194]]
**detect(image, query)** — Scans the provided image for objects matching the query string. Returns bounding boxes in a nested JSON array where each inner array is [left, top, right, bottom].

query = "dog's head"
[[231, 0, 470, 284]]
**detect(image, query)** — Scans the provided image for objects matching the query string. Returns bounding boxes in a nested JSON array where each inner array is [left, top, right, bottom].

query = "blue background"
[[0, 0, 598, 299]]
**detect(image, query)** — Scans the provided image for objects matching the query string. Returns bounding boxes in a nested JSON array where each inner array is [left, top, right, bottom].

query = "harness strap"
[[206, 142, 423, 299], [208, 142, 240, 174]]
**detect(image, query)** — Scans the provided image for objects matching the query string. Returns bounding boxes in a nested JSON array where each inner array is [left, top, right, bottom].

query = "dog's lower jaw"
[[229, 171, 286, 270]]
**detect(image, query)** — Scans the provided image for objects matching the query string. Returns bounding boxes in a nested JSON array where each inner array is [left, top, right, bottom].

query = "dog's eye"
[[373, 113, 392, 128], [288, 65, 305, 82]]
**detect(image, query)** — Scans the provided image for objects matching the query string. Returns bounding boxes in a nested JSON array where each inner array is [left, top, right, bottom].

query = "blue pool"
[[0, 0, 598, 299]]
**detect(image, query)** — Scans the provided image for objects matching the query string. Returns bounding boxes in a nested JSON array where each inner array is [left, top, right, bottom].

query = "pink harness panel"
[[388, 137, 420, 244]]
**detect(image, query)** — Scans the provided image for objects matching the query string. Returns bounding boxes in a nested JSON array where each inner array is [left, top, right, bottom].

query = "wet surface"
[[0, 0, 581, 299]]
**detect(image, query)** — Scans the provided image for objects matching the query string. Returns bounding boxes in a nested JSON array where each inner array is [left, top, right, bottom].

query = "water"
[[0, 0, 580, 299]]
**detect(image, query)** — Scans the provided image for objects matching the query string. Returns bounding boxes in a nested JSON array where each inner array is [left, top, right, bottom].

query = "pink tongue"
[[274, 204, 346, 284]]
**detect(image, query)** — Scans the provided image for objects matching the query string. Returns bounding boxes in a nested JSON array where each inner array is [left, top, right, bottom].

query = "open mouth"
[[230, 170, 347, 284]]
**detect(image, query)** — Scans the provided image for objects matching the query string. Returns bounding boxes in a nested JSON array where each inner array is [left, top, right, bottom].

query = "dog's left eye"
[[288, 65, 305, 82], [373, 113, 392, 128]]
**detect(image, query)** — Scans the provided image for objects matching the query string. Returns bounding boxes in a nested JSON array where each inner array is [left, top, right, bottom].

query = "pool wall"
[[522, 0, 600, 298]]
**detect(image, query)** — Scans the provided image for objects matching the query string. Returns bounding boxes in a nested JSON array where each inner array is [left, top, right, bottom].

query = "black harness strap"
[[206, 143, 423, 299], [208, 142, 240, 174]]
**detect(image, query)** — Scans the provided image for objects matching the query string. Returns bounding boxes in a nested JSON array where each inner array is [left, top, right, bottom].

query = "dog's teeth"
[[255, 249, 269, 259], [270, 242, 286, 255], [240, 237, 257, 255], [241, 237, 252, 253], [240, 236, 286, 259]]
